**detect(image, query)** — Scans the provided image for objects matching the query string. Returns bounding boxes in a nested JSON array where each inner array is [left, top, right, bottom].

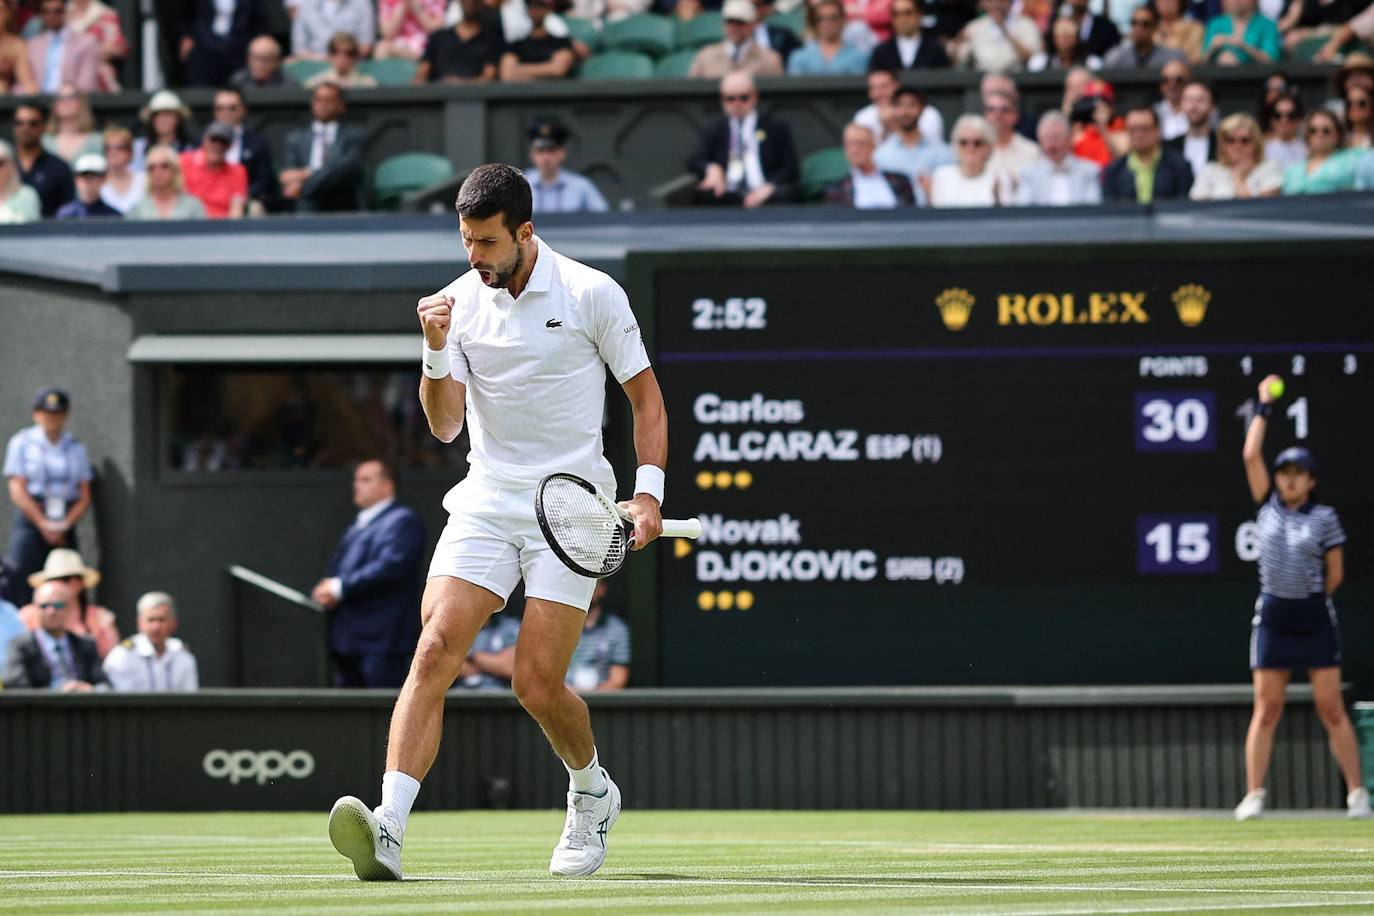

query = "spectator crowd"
[[2, 0, 1374, 220]]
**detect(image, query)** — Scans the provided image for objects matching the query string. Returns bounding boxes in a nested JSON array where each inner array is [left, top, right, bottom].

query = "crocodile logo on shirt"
[[546, 318, 563, 328]]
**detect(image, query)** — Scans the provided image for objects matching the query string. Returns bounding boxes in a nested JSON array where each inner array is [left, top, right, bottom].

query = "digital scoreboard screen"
[[643, 244, 1374, 688]]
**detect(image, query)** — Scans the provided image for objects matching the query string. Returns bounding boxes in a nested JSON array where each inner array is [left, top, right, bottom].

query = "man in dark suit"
[[280, 82, 367, 213], [1103, 107, 1194, 203], [869, 0, 950, 72], [179, 0, 268, 87], [688, 71, 800, 207], [3, 581, 107, 691], [211, 87, 279, 210], [1162, 81, 1217, 183], [751, 0, 802, 66], [825, 122, 915, 207], [312, 459, 426, 688]]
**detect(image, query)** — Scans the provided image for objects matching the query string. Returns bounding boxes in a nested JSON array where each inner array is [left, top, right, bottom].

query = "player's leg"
[[1238, 667, 1289, 819], [1308, 666, 1369, 815], [329, 575, 506, 881], [513, 597, 622, 876]]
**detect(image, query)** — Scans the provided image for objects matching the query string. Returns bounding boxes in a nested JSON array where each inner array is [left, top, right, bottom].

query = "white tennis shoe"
[[549, 768, 621, 877], [328, 796, 404, 881], [1348, 787, 1372, 819], [1235, 789, 1266, 821]]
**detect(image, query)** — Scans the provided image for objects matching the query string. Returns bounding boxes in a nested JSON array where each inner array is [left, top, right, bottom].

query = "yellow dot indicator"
[[734, 470, 753, 489], [736, 591, 754, 610], [714, 471, 733, 489], [717, 591, 735, 610], [698, 591, 715, 611], [696, 471, 714, 490], [674, 539, 692, 558]]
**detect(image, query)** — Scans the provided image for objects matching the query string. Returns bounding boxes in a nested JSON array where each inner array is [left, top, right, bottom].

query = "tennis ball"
[[1269, 378, 1285, 400]]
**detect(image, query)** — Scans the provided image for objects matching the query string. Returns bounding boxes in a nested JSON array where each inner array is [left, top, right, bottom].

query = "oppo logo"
[[203, 749, 316, 785]]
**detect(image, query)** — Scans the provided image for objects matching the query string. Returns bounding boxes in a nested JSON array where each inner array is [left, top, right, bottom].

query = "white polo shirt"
[[102, 634, 200, 692], [437, 236, 650, 492]]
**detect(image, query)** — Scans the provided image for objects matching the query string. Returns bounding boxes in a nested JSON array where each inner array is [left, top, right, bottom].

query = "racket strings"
[[541, 478, 629, 576]]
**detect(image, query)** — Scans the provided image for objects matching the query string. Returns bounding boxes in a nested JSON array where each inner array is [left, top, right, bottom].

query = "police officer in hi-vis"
[[3, 389, 93, 607], [1235, 373, 1370, 821]]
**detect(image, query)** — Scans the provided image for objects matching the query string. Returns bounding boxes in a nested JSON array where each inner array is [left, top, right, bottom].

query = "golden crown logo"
[[936, 287, 975, 331], [1172, 284, 1210, 328]]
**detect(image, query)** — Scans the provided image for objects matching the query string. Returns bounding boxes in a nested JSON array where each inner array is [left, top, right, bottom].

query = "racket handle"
[[661, 517, 703, 540]]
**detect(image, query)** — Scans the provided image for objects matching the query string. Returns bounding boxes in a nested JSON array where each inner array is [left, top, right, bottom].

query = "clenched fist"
[[418, 294, 455, 350]]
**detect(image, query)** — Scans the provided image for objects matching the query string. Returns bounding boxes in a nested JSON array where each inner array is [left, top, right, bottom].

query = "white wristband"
[[634, 464, 665, 506], [422, 343, 450, 380]]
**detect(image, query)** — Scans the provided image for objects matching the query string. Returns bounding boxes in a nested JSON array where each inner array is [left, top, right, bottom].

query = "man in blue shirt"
[[3, 388, 93, 607], [565, 582, 630, 692], [522, 119, 609, 214], [56, 154, 122, 220]]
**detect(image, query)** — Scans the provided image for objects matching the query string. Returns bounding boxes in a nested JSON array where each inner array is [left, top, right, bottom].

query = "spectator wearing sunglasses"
[[929, 114, 1002, 207], [125, 144, 207, 220], [209, 88, 277, 209], [1103, 4, 1185, 68], [1154, 59, 1191, 141], [1189, 113, 1282, 200], [292, 0, 376, 60], [98, 125, 143, 213], [305, 31, 378, 87], [3, 580, 108, 690], [1262, 93, 1305, 168], [790, 0, 868, 75], [1282, 109, 1359, 195], [1342, 83, 1372, 149], [17, 549, 119, 658], [688, 70, 798, 206], [11, 101, 73, 217], [1102, 105, 1194, 202]]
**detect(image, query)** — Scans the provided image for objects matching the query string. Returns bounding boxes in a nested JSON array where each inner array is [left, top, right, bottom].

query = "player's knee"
[[411, 627, 460, 685], [1314, 697, 1348, 730], [1253, 699, 1284, 729], [512, 668, 563, 717]]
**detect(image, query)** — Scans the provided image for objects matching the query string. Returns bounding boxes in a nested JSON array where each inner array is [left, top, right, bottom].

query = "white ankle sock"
[[380, 771, 421, 827], [565, 748, 608, 796]]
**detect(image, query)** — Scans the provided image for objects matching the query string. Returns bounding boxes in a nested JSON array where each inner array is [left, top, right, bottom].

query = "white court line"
[[3, 870, 1374, 898]]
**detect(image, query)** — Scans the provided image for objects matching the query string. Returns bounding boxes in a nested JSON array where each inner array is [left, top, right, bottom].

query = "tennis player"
[[328, 164, 666, 878], [1235, 374, 1369, 821]]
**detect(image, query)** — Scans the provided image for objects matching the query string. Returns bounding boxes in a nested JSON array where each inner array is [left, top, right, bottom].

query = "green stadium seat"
[[675, 12, 723, 50], [578, 50, 656, 79], [655, 48, 699, 77], [284, 59, 331, 84], [800, 147, 849, 201], [371, 152, 455, 210], [359, 58, 418, 86], [1288, 34, 1371, 61], [602, 13, 677, 57], [766, 9, 805, 40], [563, 16, 602, 52]]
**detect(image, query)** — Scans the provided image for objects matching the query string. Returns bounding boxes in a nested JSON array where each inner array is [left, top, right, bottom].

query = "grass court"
[[3, 809, 1372, 913]]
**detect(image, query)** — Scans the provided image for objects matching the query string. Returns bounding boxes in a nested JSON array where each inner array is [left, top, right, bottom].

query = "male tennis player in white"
[[327, 163, 665, 880]]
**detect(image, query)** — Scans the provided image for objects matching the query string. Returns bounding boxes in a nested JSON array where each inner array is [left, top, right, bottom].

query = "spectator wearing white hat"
[[133, 90, 194, 171], [688, 0, 783, 78], [4, 389, 92, 607], [17, 548, 120, 658], [103, 592, 199, 692], [55, 153, 121, 218]]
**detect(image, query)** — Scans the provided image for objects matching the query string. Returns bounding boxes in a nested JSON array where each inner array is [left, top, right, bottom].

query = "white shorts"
[[427, 477, 597, 612]]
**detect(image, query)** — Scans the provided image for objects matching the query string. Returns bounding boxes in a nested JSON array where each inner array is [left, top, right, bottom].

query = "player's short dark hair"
[[891, 86, 926, 107], [455, 163, 533, 237]]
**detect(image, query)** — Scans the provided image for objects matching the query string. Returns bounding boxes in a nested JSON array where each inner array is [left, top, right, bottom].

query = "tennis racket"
[[535, 472, 703, 578]]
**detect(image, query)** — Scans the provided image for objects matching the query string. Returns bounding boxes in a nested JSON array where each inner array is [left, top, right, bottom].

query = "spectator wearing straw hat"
[[133, 90, 194, 170], [18, 548, 120, 658], [55, 152, 120, 218], [4, 388, 92, 607]]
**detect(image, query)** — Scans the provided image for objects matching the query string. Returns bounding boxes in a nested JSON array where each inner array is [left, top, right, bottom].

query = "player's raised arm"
[[619, 367, 666, 549], [1242, 374, 1279, 504], [417, 293, 467, 443]]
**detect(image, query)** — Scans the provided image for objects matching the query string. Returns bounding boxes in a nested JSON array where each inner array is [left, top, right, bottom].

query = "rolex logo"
[[936, 288, 975, 331], [1172, 284, 1210, 328]]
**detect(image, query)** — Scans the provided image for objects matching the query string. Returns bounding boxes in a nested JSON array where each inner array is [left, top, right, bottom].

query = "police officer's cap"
[[528, 118, 570, 150], [1273, 446, 1316, 474], [33, 387, 71, 413]]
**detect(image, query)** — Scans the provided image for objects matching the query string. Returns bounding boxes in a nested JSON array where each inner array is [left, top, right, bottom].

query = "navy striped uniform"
[[1251, 492, 1346, 670]]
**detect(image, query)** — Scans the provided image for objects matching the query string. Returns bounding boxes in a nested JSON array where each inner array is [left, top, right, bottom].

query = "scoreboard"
[[636, 242, 1374, 688]]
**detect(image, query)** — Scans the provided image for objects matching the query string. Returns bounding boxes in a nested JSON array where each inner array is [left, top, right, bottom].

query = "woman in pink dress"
[[375, 0, 447, 59]]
